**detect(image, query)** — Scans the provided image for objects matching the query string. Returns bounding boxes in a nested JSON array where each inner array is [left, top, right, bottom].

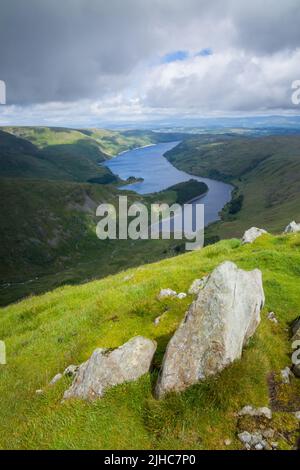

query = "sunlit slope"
[[0, 233, 299, 449]]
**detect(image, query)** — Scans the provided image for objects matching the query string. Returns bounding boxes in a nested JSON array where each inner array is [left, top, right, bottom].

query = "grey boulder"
[[242, 227, 267, 244], [284, 221, 300, 234], [156, 261, 264, 398], [63, 336, 156, 400]]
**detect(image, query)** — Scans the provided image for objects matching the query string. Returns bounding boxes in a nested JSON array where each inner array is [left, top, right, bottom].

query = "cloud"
[[0, 0, 300, 125]]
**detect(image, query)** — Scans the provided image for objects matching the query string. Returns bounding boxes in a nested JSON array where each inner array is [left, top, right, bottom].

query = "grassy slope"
[[165, 135, 300, 239], [1, 177, 192, 306], [0, 233, 300, 449]]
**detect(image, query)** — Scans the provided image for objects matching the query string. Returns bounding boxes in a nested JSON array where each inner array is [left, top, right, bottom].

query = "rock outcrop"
[[284, 221, 300, 234], [155, 261, 264, 398], [242, 227, 267, 244], [63, 336, 156, 400]]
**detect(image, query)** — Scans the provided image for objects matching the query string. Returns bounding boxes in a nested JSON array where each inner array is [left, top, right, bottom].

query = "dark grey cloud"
[[0, 0, 300, 122]]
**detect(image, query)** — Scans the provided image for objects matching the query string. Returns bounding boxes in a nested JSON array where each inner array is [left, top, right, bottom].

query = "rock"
[[158, 288, 177, 299], [188, 276, 209, 295], [281, 366, 292, 384], [245, 443, 251, 450], [224, 438, 232, 446], [63, 336, 157, 400], [63, 365, 79, 377], [242, 227, 267, 244], [294, 411, 300, 420], [155, 261, 264, 398], [177, 292, 187, 300], [238, 431, 252, 445], [284, 221, 300, 234], [238, 405, 272, 420], [35, 389, 43, 395], [271, 442, 278, 449], [154, 315, 162, 326], [255, 443, 264, 450], [49, 373, 63, 385], [267, 312, 278, 324]]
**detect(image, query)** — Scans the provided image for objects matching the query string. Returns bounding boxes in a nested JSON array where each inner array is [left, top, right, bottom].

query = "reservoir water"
[[104, 141, 233, 227]]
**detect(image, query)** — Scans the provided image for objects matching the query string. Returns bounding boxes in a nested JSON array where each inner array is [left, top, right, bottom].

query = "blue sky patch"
[[162, 50, 189, 63]]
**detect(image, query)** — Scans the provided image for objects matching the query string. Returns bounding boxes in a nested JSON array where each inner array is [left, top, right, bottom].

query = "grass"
[[0, 233, 300, 449]]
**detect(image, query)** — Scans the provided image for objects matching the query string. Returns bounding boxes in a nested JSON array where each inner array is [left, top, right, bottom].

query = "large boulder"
[[242, 227, 267, 244], [155, 261, 264, 398], [284, 221, 300, 234], [63, 336, 156, 400]]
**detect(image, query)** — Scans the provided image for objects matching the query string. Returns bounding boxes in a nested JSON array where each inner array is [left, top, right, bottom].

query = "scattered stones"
[[156, 261, 265, 398], [63, 336, 157, 401], [158, 288, 177, 299], [238, 431, 268, 450], [49, 373, 63, 385], [267, 312, 278, 324], [63, 365, 79, 377], [177, 292, 187, 300], [238, 405, 272, 420], [242, 227, 267, 244], [284, 221, 300, 234], [281, 366, 292, 384], [188, 276, 208, 295]]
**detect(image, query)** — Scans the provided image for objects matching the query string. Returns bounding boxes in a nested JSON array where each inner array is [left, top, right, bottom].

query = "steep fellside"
[[0, 233, 299, 449]]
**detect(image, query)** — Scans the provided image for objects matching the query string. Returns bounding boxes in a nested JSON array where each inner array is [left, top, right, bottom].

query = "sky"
[[0, 0, 300, 127]]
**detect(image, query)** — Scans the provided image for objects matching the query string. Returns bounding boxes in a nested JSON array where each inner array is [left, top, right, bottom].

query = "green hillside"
[[165, 135, 300, 239], [0, 233, 299, 449], [0, 128, 116, 183], [0, 177, 191, 306]]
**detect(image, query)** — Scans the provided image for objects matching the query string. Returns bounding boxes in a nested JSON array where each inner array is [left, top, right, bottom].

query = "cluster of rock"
[[241, 220, 300, 245], [158, 288, 187, 300], [237, 405, 300, 450], [43, 259, 264, 402]]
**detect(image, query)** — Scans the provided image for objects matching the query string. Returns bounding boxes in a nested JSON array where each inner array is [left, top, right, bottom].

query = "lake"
[[104, 141, 233, 227]]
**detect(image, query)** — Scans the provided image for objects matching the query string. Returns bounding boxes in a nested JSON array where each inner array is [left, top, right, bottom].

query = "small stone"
[[245, 443, 251, 450], [154, 315, 162, 326], [281, 366, 292, 384], [238, 431, 252, 444], [224, 439, 232, 446], [63, 365, 79, 377], [158, 288, 177, 299], [238, 405, 255, 416], [256, 407, 272, 420], [177, 292, 187, 299], [255, 443, 264, 450], [49, 373, 63, 385], [284, 221, 300, 234], [271, 442, 278, 448], [267, 312, 278, 324], [35, 389, 43, 395], [242, 227, 267, 244], [294, 411, 300, 420]]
